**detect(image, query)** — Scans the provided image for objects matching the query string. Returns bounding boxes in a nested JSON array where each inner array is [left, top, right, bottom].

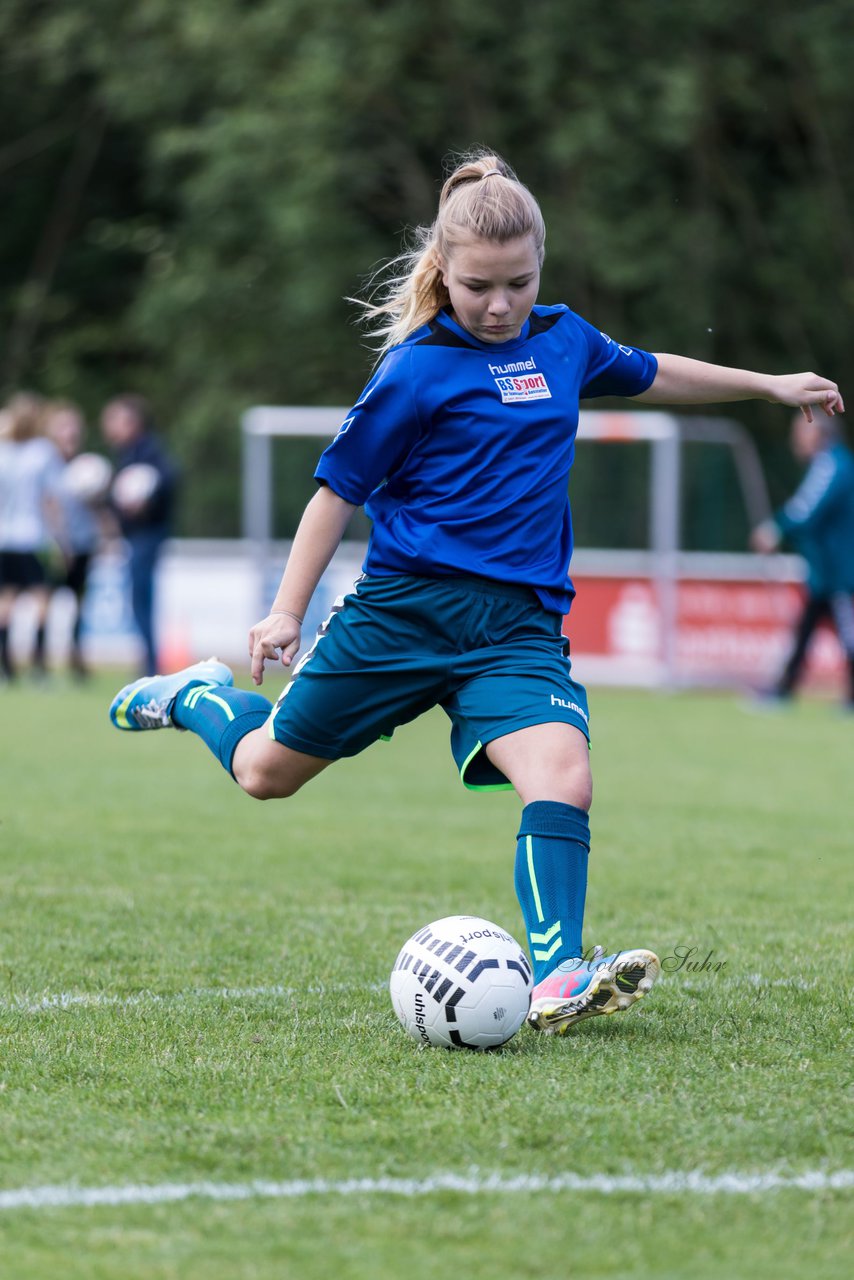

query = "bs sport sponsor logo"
[[489, 357, 552, 404]]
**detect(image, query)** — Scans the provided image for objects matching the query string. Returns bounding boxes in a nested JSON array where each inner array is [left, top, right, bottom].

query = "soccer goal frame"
[[241, 406, 772, 684]]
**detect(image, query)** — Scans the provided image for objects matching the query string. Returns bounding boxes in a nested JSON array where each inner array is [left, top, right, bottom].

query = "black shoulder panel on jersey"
[[527, 309, 564, 337], [413, 321, 479, 350], [414, 309, 564, 349]]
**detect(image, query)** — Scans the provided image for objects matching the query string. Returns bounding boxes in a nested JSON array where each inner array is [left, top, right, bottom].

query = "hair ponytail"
[[354, 149, 545, 357], [437, 153, 513, 208]]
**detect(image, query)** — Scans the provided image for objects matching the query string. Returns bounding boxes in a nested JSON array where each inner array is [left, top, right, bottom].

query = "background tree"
[[1, 0, 851, 536]]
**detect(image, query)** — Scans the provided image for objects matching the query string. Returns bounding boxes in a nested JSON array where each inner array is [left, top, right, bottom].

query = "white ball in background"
[[61, 452, 114, 505], [111, 462, 161, 512]]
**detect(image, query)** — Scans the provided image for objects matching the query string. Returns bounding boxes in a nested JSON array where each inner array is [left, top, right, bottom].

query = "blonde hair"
[[356, 150, 546, 355], [3, 391, 45, 443]]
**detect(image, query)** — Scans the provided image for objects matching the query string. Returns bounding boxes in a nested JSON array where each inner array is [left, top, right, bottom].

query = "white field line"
[[0, 973, 819, 1015], [0, 1169, 851, 1212], [0, 982, 387, 1015]]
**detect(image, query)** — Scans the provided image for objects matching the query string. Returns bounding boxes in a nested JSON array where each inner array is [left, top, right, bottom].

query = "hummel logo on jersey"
[[488, 358, 537, 375], [488, 357, 552, 404], [550, 693, 589, 724]]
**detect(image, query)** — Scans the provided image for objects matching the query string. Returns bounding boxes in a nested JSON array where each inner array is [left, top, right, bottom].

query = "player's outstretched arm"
[[634, 354, 845, 419], [249, 485, 356, 685]]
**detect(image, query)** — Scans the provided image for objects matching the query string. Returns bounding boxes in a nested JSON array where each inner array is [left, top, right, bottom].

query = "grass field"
[[0, 671, 851, 1279]]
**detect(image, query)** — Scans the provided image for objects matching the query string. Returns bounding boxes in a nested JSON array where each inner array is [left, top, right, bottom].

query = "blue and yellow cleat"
[[527, 945, 660, 1035], [109, 659, 234, 731]]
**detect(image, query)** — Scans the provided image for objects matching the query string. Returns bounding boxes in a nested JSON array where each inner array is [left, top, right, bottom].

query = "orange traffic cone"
[[158, 626, 195, 674]]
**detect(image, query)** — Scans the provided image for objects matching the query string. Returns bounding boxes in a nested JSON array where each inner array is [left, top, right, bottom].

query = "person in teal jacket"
[[751, 408, 854, 705]]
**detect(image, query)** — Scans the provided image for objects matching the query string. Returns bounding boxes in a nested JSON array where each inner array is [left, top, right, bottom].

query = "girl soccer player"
[[110, 151, 843, 1035]]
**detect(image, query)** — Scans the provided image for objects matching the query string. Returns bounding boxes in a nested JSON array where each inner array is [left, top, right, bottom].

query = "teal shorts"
[[267, 574, 590, 791]]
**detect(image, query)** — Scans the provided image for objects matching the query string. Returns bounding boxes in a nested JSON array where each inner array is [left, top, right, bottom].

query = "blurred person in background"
[[0, 393, 58, 677], [0, 392, 64, 680], [751, 408, 854, 708], [44, 400, 111, 680], [101, 394, 177, 676]]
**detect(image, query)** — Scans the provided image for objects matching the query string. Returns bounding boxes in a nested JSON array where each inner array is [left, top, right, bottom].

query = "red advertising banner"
[[565, 575, 845, 688]]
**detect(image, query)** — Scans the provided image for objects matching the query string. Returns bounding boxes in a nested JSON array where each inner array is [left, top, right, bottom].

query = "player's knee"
[[232, 751, 305, 801], [522, 757, 592, 810], [543, 751, 593, 810], [231, 732, 310, 800], [236, 765, 304, 801], [562, 758, 593, 811]]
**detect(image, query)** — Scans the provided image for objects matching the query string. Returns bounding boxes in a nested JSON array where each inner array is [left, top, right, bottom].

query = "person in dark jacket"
[[101, 394, 177, 675], [751, 408, 854, 706]]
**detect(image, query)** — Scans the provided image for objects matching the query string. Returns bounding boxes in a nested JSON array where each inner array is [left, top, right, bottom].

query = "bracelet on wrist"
[[270, 608, 304, 624]]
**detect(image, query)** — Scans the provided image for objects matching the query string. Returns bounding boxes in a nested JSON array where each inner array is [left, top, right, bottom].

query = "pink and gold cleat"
[[527, 946, 660, 1035]]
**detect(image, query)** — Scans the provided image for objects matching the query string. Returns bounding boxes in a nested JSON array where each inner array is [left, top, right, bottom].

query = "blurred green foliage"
[[1, 0, 852, 535]]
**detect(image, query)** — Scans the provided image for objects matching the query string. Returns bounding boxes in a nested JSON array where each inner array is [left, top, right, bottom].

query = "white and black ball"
[[390, 915, 532, 1050]]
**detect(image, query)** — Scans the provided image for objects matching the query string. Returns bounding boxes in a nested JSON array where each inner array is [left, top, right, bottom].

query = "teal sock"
[[172, 683, 272, 777], [514, 800, 590, 983]]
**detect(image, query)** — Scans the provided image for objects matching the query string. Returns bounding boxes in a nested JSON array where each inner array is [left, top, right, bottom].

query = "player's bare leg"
[[485, 721, 592, 808], [231, 730, 331, 799], [0, 586, 18, 679]]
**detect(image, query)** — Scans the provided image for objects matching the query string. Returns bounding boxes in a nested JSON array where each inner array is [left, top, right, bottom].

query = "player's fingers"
[[279, 638, 300, 668], [248, 622, 271, 660], [251, 638, 277, 686]]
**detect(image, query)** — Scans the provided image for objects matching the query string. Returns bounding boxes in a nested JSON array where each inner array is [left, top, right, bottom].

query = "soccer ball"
[[62, 452, 114, 505], [111, 462, 160, 512], [389, 915, 533, 1050]]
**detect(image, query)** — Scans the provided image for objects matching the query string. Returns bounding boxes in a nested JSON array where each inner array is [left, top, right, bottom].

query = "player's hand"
[[248, 612, 302, 686], [766, 373, 845, 420]]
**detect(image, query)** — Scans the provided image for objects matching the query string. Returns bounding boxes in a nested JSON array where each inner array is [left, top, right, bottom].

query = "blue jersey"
[[315, 304, 658, 613]]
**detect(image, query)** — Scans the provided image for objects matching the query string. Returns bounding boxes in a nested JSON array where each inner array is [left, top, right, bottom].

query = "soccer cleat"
[[109, 658, 234, 730], [527, 945, 660, 1035], [742, 686, 793, 714]]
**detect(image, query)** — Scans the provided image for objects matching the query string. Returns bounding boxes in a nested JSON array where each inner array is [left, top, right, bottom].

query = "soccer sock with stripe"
[[514, 800, 590, 984], [171, 683, 272, 777]]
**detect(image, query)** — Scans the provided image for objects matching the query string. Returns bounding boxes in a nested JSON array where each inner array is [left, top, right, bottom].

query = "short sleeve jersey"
[[0, 437, 64, 551], [52, 465, 100, 554], [315, 304, 657, 613]]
